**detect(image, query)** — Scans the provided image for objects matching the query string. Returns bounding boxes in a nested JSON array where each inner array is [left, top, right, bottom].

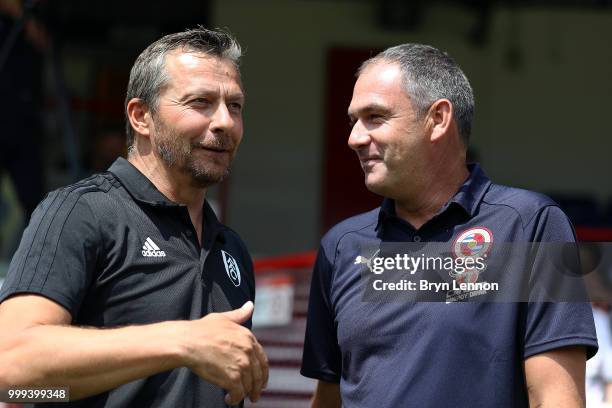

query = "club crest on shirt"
[[449, 227, 493, 286], [221, 250, 241, 287], [452, 227, 493, 259]]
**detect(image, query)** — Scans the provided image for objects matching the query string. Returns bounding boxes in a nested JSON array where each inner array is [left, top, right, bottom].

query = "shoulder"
[[319, 207, 379, 259], [37, 172, 120, 212], [53, 171, 117, 196], [322, 207, 378, 243], [482, 183, 562, 229], [220, 226, 253, 265], [29, 172, 121, 227], [221, 226, 249, 250]]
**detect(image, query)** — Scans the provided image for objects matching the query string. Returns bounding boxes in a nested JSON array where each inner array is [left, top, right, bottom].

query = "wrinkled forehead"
[[163, 50, 243, 92]]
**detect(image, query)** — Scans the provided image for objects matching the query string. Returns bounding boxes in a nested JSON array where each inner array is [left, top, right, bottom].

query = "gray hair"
[[124, 26, 242, 150], [359, 44, 474, 146]]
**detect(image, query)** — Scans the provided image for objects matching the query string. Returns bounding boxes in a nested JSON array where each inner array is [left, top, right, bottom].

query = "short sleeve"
[[301, 244, 342, 383], [523, 206, 598, 359], [0, 189, 100, 318]]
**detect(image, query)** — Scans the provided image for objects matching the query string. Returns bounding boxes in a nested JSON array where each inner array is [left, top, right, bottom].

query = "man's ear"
[[428, 99, 453, 143], [126, 98, 152, 138]]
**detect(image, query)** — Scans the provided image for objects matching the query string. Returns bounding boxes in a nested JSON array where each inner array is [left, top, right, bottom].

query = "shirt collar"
[[108, 157, 224, 240], [202, 200, 225, 245], [108, 157, 179, 207], [449, 162, 491, 217], [377, 162, 491, 229]]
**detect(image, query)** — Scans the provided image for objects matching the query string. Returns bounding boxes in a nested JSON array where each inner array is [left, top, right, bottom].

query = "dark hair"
[[124, 26, 242, 151], [359, 44, 474, 146]]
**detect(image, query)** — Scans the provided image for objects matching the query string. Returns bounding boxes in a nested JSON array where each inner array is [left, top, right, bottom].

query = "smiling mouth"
[[360, 157, 382, 163], [196, 145, 230, 154], [358, 157, 382, 172]]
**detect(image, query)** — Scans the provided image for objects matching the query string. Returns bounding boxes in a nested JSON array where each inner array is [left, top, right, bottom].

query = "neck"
[[394, 152, 469, 230], [128, 151, 207, 242]]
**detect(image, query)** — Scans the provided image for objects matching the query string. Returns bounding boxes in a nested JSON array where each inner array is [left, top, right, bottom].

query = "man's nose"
[[347, 121, 371, 151], [210, 103, 234, 132]]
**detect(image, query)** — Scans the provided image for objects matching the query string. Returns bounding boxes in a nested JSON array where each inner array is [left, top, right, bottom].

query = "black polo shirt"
[[301, 163, 597, 408], [0, 157, 255, 407]]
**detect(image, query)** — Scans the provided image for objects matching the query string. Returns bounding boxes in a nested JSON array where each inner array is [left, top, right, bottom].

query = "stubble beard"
[[154, 117, 233, 189]]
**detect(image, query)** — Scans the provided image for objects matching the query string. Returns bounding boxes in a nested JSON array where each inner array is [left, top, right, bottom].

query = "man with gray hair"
[[301, 44, 597, 407], [0, 27, 268, 407]]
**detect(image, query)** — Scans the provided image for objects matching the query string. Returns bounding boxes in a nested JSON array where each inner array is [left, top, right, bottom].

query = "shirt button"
[[413, 235, 422, 242], [186, 230, 193, 237]]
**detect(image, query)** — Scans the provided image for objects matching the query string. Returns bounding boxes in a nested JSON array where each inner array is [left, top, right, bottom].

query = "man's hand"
[[183, 301, 269, 405]]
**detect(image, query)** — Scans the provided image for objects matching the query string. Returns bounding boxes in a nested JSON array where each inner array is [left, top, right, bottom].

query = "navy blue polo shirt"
[[0, 157, 255, 408], [301, 163, 597, 407]]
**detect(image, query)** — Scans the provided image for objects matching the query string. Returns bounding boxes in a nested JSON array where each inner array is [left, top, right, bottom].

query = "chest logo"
[[142, 237, 166, 257], [452, 227, 493, 258], [449, 227, 493, 285], [354, 248, 381, 273], [221, 250, 241, 287]]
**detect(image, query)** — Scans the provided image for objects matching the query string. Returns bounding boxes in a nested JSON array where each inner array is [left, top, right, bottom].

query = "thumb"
[[222, 301, 254, 324]]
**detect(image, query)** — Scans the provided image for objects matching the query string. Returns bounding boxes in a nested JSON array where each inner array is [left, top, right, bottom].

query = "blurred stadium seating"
[[246, 252, 317, 408]]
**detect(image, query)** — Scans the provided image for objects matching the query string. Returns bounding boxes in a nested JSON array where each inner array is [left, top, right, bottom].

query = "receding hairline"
[[357, 56, 401, 78], [162, 48, 243, 77], [154, 48, 244, 99], [352, 59, 423, 114]]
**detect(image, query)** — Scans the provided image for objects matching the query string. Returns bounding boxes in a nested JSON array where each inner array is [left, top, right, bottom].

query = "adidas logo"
[[142, 237, 166, 257]]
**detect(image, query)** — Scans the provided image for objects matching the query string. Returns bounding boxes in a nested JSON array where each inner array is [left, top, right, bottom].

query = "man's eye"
[[192, 98, 210, 105], [228, 102, 243, 112]]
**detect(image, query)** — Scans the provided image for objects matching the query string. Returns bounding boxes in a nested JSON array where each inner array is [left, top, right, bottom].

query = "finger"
[[221, 301, 254, 324], [248, 351, 264, 402], [224, 382, 246, 406], [240, 358, 254, 400], [253, 340, 269, 388]]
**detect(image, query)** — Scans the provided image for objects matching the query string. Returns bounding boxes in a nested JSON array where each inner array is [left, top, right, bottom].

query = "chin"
[[189, 165, 230, 188], [364, 174, 389, 196]]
